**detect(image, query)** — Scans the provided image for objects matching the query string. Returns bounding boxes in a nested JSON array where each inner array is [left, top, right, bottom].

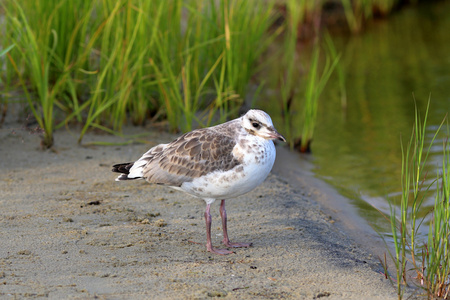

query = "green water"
[[263, 1, 450, 242]]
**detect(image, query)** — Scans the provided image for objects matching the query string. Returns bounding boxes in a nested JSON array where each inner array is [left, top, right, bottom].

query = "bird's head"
[[241, 109, 286, 142]]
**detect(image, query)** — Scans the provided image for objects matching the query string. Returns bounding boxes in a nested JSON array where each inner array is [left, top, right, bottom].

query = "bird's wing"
[[141, 128, 242, 186]]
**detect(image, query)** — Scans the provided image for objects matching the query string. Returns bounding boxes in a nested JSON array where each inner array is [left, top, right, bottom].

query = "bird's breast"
[[234, 137, 276, 166], [180, 139, 276, 201]]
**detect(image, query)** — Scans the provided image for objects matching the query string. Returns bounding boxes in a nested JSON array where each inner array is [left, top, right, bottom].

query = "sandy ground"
[[0, 119, 399, 299]]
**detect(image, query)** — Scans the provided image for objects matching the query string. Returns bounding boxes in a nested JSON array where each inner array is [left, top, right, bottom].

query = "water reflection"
[[263, 1, 450, 241]]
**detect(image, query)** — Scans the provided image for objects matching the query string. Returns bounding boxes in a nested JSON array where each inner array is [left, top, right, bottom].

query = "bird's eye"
[[252, 122, 260, 129]]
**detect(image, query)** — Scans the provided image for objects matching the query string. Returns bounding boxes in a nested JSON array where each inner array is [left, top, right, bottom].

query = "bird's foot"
[[223, 240, 252, 248], [207, 246, 234, 255]]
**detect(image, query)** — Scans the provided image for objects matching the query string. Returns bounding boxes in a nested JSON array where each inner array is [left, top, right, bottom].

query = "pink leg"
[[205, 203, 233, 255], [220, 200, 252, 248]]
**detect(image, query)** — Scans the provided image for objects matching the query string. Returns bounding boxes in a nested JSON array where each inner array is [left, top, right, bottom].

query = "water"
[[262, 1, 450, 243]]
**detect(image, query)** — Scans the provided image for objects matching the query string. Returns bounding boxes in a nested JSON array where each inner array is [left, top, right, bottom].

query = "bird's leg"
[[205, 203, 233, 255], [220, 199, 252, 248]]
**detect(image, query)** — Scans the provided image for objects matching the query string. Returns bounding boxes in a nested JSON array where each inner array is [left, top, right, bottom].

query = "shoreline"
[[272, 147, 391, 269], [0, 124, 398, 299]]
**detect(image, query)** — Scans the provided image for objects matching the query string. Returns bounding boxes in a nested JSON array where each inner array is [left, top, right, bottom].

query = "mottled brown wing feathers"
[[142, 128, 241, 186]]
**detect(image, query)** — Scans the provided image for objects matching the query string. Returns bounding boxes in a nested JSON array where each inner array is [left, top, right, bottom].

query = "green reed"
[[148, 0, 223, 131], [77, 0, 157, 142], [2, 0, 424, 147], [279, 0, 305, 148], [3, 0, 96, 147], [0, 45, 15, 124], [298, 38, 340, 152], [3, 1, 60, 148], [149, 0, 276, 130], [219, 0, 276, 118], [275, 3, 339, 152], [0, 45, 14, 79], [423, 123, 450, 298], [3, 0, 276, 145], [324, 33, 347, 109], [386, 101, 449, 299]]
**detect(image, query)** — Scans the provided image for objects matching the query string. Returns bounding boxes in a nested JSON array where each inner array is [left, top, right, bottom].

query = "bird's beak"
[[269, 128, 286, 142]]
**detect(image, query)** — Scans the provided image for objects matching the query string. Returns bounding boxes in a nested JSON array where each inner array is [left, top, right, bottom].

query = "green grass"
[[2, 0, 278, 146], [4, 1, 62, 147], [1, 0, 426, 148], [278, 0, 306, 149], [277, 2, 341, 152], [0, 44, 15, 124], [3, 0, 97, 147], [383, 101, 449, 299], [298, 38, 340, 152], [422, 120, 450, 298]]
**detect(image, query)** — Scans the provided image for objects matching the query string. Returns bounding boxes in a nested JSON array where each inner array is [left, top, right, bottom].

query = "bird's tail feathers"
[[112, 162, 143, 181]]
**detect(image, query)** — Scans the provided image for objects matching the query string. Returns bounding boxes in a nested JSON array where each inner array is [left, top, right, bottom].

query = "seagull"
[[112, 109, 286, 255]]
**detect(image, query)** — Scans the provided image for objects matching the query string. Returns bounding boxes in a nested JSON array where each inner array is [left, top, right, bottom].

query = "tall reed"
[[276, 2, 340, 152], [4, 1, 59, 148], [298, 40, 339, 152], [3, 0, 276, 145], [148, 0, 222, 132], [3, 0, 422, 148], [279, 0, 306, 148], [0, 45, 15, 125], [423, 123, 450, 298], [2, 0, 274, 147], [77, 0, 157, 142], [0, 45, 15, 79], [219, 0, 276, 119], [149, 0, 276, 131], [3, 0, 96, 147], [324, 33, 347, 109], [386, 101, 448, 299]]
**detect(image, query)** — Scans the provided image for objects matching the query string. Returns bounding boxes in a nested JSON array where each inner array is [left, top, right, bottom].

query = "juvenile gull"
[[112, 109, 286, 255]]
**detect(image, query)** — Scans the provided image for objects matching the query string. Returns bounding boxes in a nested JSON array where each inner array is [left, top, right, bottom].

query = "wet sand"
[[0, 122, 398, 299]]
